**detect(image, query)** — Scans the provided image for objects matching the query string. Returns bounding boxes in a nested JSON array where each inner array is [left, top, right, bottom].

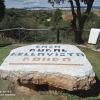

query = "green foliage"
[[85, 12, 100, 29], [0, 40, 12, 47], [0, 9, 100, 44], [83, 12, 100, 41], [0, 9, 53, 42], [48, 0, 95, 44], [0, 36, 12, 47], [51, 9, 62, 28], [0, 9, 53, 29], [48, 0, 93, 5]]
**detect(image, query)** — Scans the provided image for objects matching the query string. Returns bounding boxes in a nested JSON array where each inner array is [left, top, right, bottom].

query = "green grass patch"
[[79, 47, 100, 79], [0, 46, 13, 64], [0, 95, 62, 100]]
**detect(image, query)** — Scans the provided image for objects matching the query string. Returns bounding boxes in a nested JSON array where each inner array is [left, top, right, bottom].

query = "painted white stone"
[[0, 44, 95, 77], [88, 28, 100, 44]]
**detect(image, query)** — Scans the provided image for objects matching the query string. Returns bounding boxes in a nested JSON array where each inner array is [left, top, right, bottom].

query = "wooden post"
[[57, 29, 60, 43]]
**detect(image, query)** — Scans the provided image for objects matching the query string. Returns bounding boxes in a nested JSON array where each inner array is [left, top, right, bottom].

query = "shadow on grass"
[[69, 77, 100, 98], [0, 43, 12, 47]]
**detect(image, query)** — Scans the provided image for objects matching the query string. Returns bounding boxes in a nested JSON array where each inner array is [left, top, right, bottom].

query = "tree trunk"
[[74, 29, 84, 44], [69, 0, 94, 44], [69, 0, 83, 44]]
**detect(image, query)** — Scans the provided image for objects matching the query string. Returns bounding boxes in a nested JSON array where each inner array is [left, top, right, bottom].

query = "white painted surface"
[[0, 44, 95, 77], [88, 28, 100, 44]]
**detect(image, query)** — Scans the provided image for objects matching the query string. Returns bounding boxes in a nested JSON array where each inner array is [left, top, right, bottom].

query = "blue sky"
[[5, 0, 100, 8]]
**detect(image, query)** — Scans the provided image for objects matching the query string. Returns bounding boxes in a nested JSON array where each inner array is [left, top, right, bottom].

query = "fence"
[[0, 28, 90, 44]]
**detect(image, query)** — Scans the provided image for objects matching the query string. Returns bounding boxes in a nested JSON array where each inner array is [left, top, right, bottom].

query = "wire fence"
[[0, 28, 91, 44]]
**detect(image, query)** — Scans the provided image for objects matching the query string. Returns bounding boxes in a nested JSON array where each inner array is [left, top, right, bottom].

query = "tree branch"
[[75, 0, 82, 29], [75, 0, 81, 16], [69, 0, 77, 30], [82, 0, 94, 25]]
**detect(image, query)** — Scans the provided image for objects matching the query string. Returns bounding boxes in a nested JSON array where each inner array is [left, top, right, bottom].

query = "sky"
[[5, 0, 100, 8]]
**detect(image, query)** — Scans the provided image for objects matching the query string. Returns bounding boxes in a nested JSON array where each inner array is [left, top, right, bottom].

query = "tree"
[[0, 0, 5, 22], [48, 0, 94, 44], [51, 9, 62, 27], [51, 9, 62, 43]]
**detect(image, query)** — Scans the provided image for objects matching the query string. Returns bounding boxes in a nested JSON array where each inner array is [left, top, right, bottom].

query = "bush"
[[0, 38, 12, 47]]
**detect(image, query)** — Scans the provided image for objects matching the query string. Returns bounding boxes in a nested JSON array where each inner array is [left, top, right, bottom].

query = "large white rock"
[[0, 44, 96, 91]]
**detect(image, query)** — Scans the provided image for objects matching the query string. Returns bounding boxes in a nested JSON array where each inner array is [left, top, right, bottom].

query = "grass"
[[79, 47, 100, 79], [0, 44, 100, 100], [0, 95, 64, 100], [0, 46, 13, 64]]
